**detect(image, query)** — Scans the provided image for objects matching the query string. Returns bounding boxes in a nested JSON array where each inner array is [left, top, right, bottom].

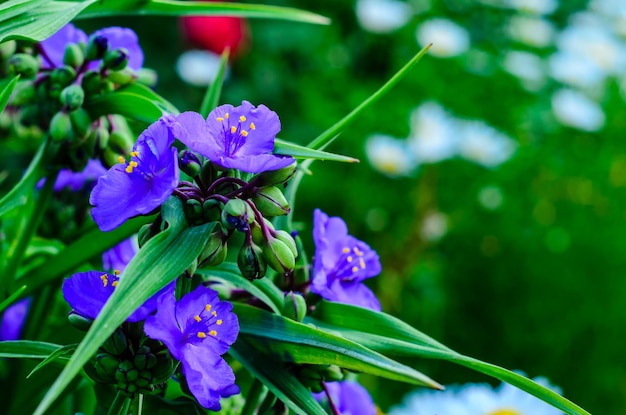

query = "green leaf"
[[0, 1, 98, 44], [84, 90, 173, 124], [234, 303, 442, 389], [310, 301, 591, 415], [0, 340, 63, 359], [77, 0, 330, 25], [27, 344, 76, 378], [33, 198, 214, 415], [230, 339, 327, 415], [274, 139, 359, 163], [0, 75, 19, 115], [197, 262, 284, 314], [0, 285, 27, 313], [118, 83, 180, 115], [200, 48, 229, 117], [307, 45, 431, 150], [0, 0, 52, 24]]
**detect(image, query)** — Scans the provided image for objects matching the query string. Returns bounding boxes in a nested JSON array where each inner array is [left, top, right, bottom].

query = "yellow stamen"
[[212, 311, 217, 317], [354, 247, 363, 257], [250, 122, 256, 130], [130, 151, 139, 157], [209, 330, 217, 336], [360, 258, 366, 269], [100, 274, 108, 287], [113, 270, 121, 276], [197, 332, 207, 338], [205, 304, 212, 312], [217, 319, 223, 325], [194, 315, 201, 322], [217, 117, 224, 122], [112, 280, 118, 287], [225, 113, 229, 119], [239, 115, 246, 122], [231, 126, 237, 133], [347, 256, 353, 263], [117, 156, 125, 163], [129, 161, 138, 168], [342, 247, 350, 254], [125, 165, 133, 173], [352, 266, 359, 273], [241, 130, 248, 137]]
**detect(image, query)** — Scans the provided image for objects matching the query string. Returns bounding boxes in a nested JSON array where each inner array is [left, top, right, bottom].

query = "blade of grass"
[[199, 48, 230, 117]]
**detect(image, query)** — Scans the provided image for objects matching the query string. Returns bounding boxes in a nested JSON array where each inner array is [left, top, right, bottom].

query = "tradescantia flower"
[[313, 381, 377, 415], [62, 271, 162, 323], [170, 101, 294, 173], [0, 298, 31, 341], [144, 284, 240, 410], [39, 23, 144, 70], [311, 209, 382, 311], [102, 236, 138, 274], [89, 118, 179, 231]]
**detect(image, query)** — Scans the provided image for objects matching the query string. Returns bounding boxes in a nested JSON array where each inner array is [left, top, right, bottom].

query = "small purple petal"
[[90, 27, 143, 70], [39, 24, 87, 69], [311, 209, 382, 311], [51, 159, 107, 192], [313, 381, 377, 415], [102, 237, 138, 274], [0, 298, 31, 341], [90, 118, 179, 231]]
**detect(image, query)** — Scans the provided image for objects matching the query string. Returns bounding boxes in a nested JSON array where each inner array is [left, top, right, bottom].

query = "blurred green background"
[[79, 0, 626, 413]]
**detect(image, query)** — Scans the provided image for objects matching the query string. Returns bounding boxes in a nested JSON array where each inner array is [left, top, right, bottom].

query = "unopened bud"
[[115, 360, 138, 384], [251, 186, 290, 217], [133, 346, 157, 370], [0, 40, 16, 58], [108, 68, 135, 85], [63, 43, 84, 69], [202, 198, 222, 222], [69, 108, 92, 139], [103, 47, 129, 71], [94, 125, 110, 150], [50, 66, 77, 87], [184, 198, 204, 223], [85, 34, 109, 61], [263, 237, 295, 275], [282, 291, 307, 322], [253, 161, 297, 187], [101, 328, 128, 356], [250, 218, 275, 245], [274, 230, 297, 257], [237, 242, 267, 280], [81, 70, 102, 95], [8, 53, 39, 78], [10, 81, 36, 106], [67, 311, 93, 331], [49, 111, 75, 142], [221, 199, 254, 232], [199, 227, 227, 267], [93, 352, 120, 383], [60, 84, 85, 110], [136, 68, 158, 87], [179, 150, 202, 178], [151, 356, 176, 383]]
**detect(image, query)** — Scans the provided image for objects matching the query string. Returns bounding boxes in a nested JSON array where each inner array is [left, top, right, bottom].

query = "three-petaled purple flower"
[[170, 101, 294, 173], [311, 209, 382, 311], [62, 271, 161, 322], [144, 285, 240, 410], [313, 381, 377, 415], [39, 23, 143, 70], [90, 118, 179, 231]]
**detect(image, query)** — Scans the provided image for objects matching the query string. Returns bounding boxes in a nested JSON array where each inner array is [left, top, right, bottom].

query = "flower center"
[[216, 112, 256, 156], [184, 302, 224, 343], [330, 246, 368, 281], [118, 150, 147, 175], [487, 409, 522, 415], [99, 273, 119, 288]]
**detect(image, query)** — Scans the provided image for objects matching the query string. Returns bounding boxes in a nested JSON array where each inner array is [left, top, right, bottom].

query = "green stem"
[[241, 378, 266, 415], [107, 392, 131, 415]]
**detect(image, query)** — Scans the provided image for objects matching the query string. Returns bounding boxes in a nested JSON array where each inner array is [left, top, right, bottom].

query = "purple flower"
[[102, 237, 138, 274], [39, 23, 143, 70], [0, 298, 31, 341], [311, 209, 382, 311], [170, 101, 294, 173], [56, 159, 107, 191], [144, 285, 240, 410], [89, 118, 179, 231], [62, 271, 162, 322], [313, 381, 377, 415]]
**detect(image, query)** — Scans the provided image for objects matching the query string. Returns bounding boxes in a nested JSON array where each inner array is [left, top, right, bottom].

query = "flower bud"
[[9, 81, 36, 106], [93, 352, 120, 383], [250, 218, 275, 245], [60, 84, 85, 111], [0, 40, 16, 58], [199, 227, 227, 267], [67, 310, 93, 331], [184, 198, 204, 223], [179, 150, 202, 178], [151, 355, 176, 384], [50, 66, 77, 87], [221, 198, 254, 232], [202, 198, 222, 222], [8, 53, 40, 78], [108, 129, 134, 154], [108, 68, 135, 85], [298, 365, 345, 393], [135, 369, 153, 388], [94, 125, 110, 151], [103, 47, 129, 71], [69, 108, 92, 139], [133, 346, 157, 370], [85, 34, 109, 61], [274, 230, 297, 257], [252, 161, 297, 187], [49, 111, 75, 142], [263, 237, 295, 275], [237, 242, 267, 280], [63, 43, 84, 69], [101, 328, 128, 356], [251, 186, 290, 217], [282, 291, 307, 322], [115, 360, 139, 384], [81, 70, 102, 95], [135, 68, 158, 87]]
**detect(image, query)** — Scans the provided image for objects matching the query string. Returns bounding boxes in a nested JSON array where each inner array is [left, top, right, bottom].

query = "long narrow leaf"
[[33, 198, 214, 415], [78, 0, 330, 25], [27, 344, 76, 377], [274, 139, 359, 163], [0, 340, 63, 359], [84, 91, 171, 124], [0, 75, 19, 114], [200, 48, 230, 117], [118, 83, 180, 115], [0, 0, 51, 23], [0, 285, 27, 313]]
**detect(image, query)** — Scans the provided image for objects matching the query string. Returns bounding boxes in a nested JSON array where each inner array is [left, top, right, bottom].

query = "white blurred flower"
[[549, 52, 606, 90], [507, 16, 555, 48], [508, 0, 558, 15], [589, 0, 626, 36], [421, 211, 448, 242], [457, 121, 517, 168], [478, 186, 504, 210], [389, 376, 564, 415], [408, 102, 458, 163], [502, 51, 547, 90], [175, 49, 227, 87], [551, 89, 605, 132], [416, 18, 470, 58], [355, 0, 413, 34], [366, 134, 417, 177]]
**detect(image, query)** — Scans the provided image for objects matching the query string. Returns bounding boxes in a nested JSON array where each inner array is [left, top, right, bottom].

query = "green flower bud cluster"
[[84, 328, 176, 398]]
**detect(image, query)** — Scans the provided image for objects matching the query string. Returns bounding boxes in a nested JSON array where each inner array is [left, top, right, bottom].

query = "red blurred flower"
[[180, 0, 250, 58]]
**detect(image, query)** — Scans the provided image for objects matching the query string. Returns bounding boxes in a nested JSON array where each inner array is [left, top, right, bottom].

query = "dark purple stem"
[[206, 176, 248, 195], [322, 382, 341, 415]]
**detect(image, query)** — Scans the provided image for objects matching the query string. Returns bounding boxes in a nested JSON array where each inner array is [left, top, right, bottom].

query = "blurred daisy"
[[389, 376, 564, 415], [408, 102, 458, 163], [589, 0, 626, 36], [366, 134, 417, 177], [421, 210, 448, 242], [502, 51, 547, 91], [551, 89, 605, 132], [457, 120, 517, 168], [355, 0, 413, 34], [176, 49, 228, 87], [507, 16, 555, 48], [416, 18, 470, 58]]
